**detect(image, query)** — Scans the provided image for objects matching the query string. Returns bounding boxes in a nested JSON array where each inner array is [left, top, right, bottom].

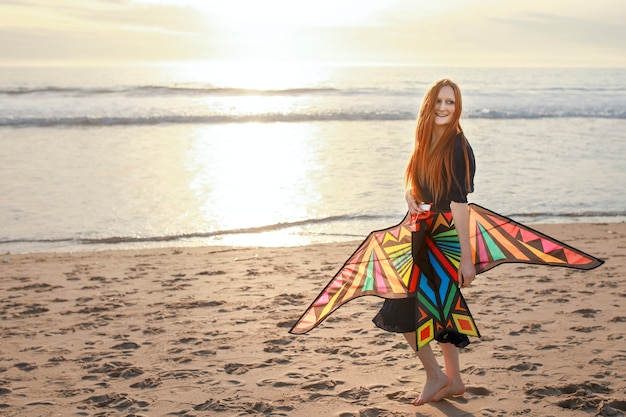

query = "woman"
[[373, 79, 476, 406]]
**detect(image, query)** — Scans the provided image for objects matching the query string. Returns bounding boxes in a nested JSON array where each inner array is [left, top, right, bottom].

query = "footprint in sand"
[[17, 304, 49, 317], [601, 400, 626, 415], [385, 390, 413, 403], [193, 398, 230, 412], [256, 379, 297, 388], [112, 341, 140, 350], [57, 388, 94, 398], [191, 349, 216, 356], [276, 320, 295, 328], [464, 365, 487, 376], [315, 346, 339, 354], [534, 344, 560, 350], [492, 352, 530, 361], [508, 362, 542, 372], [509, 323, 543, 336], [263, 337, 292, 353], [481, 407, 508, 416], [525, 380, 621, 412], [338, 386, 370, 401], [301, 379, 342, 390], [83, 393, 150, 410], [340, 407, 396, 417], [572, 308, 600, 318], [466, 386, 492, 397], [14, 362, 37, 371], [224, 363, 250, 375], [569, 325, 605, 333], [130, 376, 162, 389], [87, 361, 144, 379]]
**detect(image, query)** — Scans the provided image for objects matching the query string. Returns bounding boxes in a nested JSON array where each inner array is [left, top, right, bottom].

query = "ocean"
[[1, 63, 625, 254]]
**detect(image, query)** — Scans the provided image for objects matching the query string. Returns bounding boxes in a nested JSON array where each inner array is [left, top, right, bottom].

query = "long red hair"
[[405, 79, 469, 203]]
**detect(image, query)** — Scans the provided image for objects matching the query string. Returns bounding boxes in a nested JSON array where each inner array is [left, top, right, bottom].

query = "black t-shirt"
[[418, 133, 475, 211]]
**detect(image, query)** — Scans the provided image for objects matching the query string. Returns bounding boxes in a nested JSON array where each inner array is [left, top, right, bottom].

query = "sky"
[[1, 0, 625, 67]]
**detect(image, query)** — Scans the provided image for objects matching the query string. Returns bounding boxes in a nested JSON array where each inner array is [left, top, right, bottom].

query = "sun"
[[193, 0, 387, 27], [136, 0, 391, 63], [202, 0, 382, 62]]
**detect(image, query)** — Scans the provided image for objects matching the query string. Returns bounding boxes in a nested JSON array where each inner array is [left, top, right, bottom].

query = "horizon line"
[[1, 59, 626, 69]]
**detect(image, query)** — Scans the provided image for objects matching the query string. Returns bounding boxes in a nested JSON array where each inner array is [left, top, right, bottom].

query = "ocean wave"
[[0, 214, 380, 246], [4, 84, 626, 97], [469, 109, 626, 119], [0, 112, 414, 127], [81, 214, 379, 244], [2, 109, 625, 127], [0, 85, 395, 97]]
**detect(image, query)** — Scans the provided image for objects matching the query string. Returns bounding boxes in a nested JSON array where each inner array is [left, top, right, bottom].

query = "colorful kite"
[[289, 204, 603, 349]]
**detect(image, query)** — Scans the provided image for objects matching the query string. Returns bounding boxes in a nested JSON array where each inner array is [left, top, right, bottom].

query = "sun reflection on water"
[[185, 122, 324, 246]]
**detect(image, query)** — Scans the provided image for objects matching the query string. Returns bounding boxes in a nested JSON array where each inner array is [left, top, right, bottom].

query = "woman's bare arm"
[[450, 201, 475, 287]]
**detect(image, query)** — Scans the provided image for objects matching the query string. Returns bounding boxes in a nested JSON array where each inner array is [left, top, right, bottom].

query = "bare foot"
[[412, 374, 449, 406], [433, 379, 465, 402]]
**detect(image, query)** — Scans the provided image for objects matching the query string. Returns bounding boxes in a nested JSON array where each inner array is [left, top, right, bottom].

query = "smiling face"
[[434, 85, 456, 126]]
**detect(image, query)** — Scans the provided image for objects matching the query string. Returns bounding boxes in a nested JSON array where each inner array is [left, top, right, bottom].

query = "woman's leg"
[[433, 342, 466, 401], [403, 333, 449, 406]]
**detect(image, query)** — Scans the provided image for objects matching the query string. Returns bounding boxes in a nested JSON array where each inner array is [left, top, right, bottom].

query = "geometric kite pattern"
[[289, 204, 604, 348], [414, 210, 480, 348], [469, 204, 603, 273]]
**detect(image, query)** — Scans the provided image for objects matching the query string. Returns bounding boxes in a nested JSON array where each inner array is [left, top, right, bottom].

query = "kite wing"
[[468, 203, 604, 272], [289, 204, 603, 335], [289, 213, 416, 335]]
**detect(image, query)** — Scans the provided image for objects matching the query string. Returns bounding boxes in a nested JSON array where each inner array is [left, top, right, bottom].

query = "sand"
[[1, 222, 625, 417]]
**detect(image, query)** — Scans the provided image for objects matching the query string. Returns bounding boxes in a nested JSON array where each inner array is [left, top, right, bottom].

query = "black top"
[[417, 133, 475, 212]]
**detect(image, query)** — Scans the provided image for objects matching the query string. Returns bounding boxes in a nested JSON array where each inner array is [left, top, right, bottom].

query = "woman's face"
[[434, 85, 456, 126]]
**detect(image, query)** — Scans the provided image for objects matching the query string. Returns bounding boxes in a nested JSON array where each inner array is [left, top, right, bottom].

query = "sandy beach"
[[1, 222, 625, 417]]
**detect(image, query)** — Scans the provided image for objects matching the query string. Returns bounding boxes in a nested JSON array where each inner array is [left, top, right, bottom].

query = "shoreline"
[[3, 218, 625, 257], [1, 222, 625, 416]]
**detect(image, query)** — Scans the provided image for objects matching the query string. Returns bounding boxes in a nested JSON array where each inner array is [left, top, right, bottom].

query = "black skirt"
[[372, 297, 469, 348]]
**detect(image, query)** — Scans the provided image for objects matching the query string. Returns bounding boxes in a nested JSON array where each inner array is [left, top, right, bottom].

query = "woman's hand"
[[457, 255, 475, 288], [405, 189, 421, 214]]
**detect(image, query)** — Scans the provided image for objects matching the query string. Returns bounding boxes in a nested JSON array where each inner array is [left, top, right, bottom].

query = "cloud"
[[493, 12, 626, 50], [0, 0, 221, 63], [351, 2, 626, 66], [1, 0, 625, 66]]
